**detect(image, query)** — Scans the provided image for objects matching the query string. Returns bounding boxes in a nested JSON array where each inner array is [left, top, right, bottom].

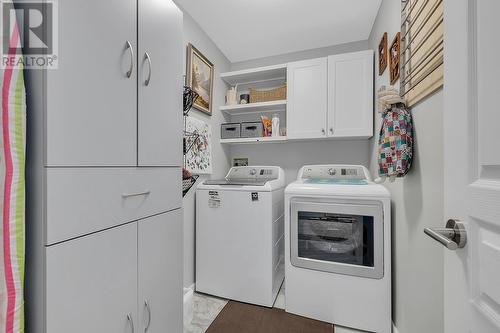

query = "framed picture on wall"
[[378, 32, 388, 75], [186, 43, 214, 116], [389, 32, 401, 85]]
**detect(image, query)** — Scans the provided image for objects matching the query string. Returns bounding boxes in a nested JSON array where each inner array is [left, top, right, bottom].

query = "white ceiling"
[[175, 0, 382, 63]]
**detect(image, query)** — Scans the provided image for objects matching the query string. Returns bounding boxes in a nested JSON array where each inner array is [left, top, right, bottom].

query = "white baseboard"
[[183, 284, 195, 326]]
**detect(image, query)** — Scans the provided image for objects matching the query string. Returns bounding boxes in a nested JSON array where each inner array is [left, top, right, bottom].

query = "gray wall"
[[181, 12, 231, 289], [229, 40, 372, 185], [231, 40, 369, 71], [368, 1, 444, 332]]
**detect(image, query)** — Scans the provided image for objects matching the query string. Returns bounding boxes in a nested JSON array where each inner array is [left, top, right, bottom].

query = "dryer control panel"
[[298, 165, 371, 182]]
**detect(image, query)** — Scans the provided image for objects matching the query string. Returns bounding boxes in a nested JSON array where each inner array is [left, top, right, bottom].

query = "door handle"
[[125, 41, 134, 78], [424, 219, 467, 250], [127, 313, 135, 333], [144, 52, 152, 86], [144, 299, 151, 333]]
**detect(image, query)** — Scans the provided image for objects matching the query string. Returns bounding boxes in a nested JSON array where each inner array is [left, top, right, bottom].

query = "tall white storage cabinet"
[[25, 1, 183, 332]]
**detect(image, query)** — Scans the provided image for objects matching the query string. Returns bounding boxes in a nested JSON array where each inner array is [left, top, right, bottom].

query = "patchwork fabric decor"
[[378, 104, 413, 178]]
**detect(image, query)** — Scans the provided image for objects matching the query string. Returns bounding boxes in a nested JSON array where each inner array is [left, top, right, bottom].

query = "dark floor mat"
[[206, 301, 334, 333]]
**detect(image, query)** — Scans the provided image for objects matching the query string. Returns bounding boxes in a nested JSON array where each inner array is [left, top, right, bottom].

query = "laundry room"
[[180, 1, 447, 332], [1, 0, 497, 333]]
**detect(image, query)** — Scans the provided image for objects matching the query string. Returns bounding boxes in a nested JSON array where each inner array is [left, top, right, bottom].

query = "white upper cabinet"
[[138, 0, 183, 166], [286, 51, 374, 141], [287, 58, 328, 139], [46, 0, 137, 166], [44, 0, 183, 167], [328, 50, 374, 138]]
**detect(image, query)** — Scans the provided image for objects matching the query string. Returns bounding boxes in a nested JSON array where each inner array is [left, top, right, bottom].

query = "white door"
[[46, 223, 138, 333], [138, 0, 183, 166], [287, 58, 328, 139], [443, 1, 500, 332], [46, 0, 137, 166], [327, 51, 373, 138], [138, 209, 183, 333]]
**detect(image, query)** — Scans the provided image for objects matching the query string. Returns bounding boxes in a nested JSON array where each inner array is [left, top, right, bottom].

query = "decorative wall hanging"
[[184, 116, 213, 174], [376, 104, 413, 183], [378, 32, 388, 75], [389, 32, 401, 85], [182, 85, 200, 196], [400, 0, 443, 107], [186, 43, 214, 116]]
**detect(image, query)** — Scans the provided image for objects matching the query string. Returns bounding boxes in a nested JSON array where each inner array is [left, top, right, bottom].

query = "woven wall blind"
[[400, 0, 443, 106]]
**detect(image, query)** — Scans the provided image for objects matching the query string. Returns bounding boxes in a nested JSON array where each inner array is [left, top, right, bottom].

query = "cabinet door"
[[287, 58, 328, 139], [46, 0, 137, 166], [328, 51, 374, 138], [46, 223, 138, 333], [138, 209, 183, 333], [138, 0, 183, 166]]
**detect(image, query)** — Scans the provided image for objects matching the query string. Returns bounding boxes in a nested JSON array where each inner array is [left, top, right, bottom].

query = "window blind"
[[400, 0, 443, 106]]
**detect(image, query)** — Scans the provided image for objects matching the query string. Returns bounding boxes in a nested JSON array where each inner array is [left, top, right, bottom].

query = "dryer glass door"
[[290, 200, 383, 279]]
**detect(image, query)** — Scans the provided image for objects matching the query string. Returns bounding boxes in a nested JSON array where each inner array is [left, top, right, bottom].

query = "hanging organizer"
[[375, 86, 413, 184], [182, 85, 199, 196]]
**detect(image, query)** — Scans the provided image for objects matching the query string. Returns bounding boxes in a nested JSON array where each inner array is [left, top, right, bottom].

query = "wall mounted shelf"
[[220, 64, 287, 88], [220, 100, 287, 116], [220, 136, 287, 145]]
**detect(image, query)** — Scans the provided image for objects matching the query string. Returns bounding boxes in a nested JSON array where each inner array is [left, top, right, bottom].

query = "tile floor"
[[184, 281, 365, 333], [184, 293, 228, 333]]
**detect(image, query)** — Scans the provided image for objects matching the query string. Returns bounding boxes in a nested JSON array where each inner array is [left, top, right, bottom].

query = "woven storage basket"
[[249, 85, 287, 103]]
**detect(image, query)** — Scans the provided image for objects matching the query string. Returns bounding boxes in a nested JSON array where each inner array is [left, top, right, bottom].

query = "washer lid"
[[198, 166, 286, 192], [203, 179, 268, 186]]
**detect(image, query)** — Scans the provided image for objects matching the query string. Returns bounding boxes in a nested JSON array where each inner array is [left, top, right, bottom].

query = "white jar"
[[272, 114, 280, 137]]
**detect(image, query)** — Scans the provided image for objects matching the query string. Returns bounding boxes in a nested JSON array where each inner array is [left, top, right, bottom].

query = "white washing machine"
[[285, 165, 391, 333], [196, 166, 285, 307]]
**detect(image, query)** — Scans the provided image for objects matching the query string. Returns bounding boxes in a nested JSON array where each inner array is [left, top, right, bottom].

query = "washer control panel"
[[226, 166, 280, 180]]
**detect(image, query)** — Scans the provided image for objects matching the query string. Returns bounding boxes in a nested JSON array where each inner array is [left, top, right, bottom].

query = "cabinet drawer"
[[46, 167, 181, 245]]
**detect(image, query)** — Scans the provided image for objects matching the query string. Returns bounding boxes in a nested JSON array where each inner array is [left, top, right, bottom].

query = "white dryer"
[[196, 166, 285, 307], [285, 165, 391, 333]]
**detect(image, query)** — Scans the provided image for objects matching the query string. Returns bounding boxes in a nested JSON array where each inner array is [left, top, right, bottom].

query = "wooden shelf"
[[220, 100, 287, 115], [220, 64, 287, 86], [220, 136, 287, 145]]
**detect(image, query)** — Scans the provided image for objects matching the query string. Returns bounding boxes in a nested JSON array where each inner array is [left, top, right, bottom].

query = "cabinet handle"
[[329, 128, 333, 134], [321, 128, 325, 135], [144, 52, 152, 86], [122, 190, 151, 198], [144, 300, 152, 333], [125, 41, 134, 78], [127, 313, 135, 333]]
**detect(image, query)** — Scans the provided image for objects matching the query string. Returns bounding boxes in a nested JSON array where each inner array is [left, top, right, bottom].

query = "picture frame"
[[378, 32, 388, 75], [389, 32, 401, 85], [186, 43, 214, 116]]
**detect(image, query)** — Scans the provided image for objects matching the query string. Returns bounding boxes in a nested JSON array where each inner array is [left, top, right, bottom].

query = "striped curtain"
[[0, 15, 27, 333]]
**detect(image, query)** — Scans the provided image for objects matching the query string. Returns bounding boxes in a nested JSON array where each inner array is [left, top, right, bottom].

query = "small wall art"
[[185, 116, 213, 174], [379, 32, 388, 75], [389, 32, 401, 85]]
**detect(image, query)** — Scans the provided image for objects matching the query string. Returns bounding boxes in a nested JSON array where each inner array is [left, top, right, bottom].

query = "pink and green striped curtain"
[[0, 16, 26, 333]]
